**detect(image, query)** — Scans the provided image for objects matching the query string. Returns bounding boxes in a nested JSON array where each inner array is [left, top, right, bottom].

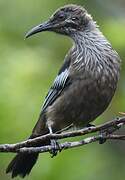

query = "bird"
[[6, 4, 121, 178]]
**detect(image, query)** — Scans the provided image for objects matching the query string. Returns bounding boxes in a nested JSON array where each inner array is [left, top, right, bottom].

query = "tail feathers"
[[6, 152, 39, 178]]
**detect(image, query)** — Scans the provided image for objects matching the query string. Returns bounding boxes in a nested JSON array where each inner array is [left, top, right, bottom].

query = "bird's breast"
[[46, 72, 117, 130], [46, 35, 121, 130]]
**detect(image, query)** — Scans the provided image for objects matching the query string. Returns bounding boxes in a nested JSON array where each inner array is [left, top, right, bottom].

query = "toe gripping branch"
[[48, 126, 61, 157], [99, 122, 122, 144]]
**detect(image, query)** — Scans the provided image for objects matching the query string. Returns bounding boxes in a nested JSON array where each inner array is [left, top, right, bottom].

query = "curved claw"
[[99, 133, 106, 144]]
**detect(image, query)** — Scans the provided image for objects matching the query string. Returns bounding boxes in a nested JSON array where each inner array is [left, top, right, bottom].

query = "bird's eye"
[[58, 13, 65, 20]]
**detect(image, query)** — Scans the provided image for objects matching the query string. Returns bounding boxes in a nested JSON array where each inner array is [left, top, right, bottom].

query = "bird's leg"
[[48, 126, 61, 158]]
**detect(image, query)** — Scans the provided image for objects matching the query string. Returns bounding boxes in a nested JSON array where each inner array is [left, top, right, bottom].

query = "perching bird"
[[6, 4, 121, 178]]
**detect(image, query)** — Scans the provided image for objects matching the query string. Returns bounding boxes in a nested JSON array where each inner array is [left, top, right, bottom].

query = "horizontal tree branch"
[[0, 116, 125, 154]]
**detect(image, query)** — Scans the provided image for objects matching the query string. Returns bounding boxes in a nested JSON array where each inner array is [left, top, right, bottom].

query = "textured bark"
[[0, 116, 125, 154]]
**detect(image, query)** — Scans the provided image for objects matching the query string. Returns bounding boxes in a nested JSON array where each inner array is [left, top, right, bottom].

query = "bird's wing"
[[41, 60, 71, 112]]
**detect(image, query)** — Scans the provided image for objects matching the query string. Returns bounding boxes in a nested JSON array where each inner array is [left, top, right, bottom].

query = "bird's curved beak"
[[25, 20, 52, 39]]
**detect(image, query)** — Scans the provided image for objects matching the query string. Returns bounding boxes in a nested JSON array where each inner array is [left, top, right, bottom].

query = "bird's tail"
[[6, 132, 49, 178], [6, 113, 49, 178], [6, 151, 39, 178]]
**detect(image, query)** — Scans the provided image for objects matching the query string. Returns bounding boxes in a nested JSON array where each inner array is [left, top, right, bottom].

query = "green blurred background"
[[0, 0, 125, 179]]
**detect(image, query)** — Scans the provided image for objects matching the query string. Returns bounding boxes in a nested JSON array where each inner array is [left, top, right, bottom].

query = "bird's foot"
[[50, 139, 62, 158], [86, 123, 106, 144], [99, 123, 121, 144], [48, 126, 62, 157], [99, 131, 107, 144]]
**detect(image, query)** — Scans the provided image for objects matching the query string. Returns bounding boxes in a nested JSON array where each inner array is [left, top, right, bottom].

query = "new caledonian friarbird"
[[6, 4, 121, 178]]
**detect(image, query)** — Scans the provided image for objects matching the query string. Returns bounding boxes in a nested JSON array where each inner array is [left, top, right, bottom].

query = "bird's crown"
[[50, 4, 93, 31]]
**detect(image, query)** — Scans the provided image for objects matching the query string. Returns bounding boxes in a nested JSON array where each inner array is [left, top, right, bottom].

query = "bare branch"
[[0, 116, 125, 154]]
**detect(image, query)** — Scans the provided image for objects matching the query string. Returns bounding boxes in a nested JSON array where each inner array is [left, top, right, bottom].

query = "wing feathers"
[[42, 68, 69, 112]]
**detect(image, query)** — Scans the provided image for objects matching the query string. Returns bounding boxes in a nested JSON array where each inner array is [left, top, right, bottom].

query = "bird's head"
[[25, 4, 95, 38]]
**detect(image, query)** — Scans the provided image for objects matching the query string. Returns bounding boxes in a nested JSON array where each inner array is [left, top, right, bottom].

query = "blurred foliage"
[[0, 0, 125, 180]]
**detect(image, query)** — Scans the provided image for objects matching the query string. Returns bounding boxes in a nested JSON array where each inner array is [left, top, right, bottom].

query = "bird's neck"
[[71, 28, 105, 68], [70, 28, 120, 81]]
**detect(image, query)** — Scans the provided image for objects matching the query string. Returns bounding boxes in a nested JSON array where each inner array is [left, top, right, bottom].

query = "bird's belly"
[[46, 78, 116, 130]]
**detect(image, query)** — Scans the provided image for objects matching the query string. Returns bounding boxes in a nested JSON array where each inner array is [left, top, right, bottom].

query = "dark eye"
[[58, 13, 65, 20]]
